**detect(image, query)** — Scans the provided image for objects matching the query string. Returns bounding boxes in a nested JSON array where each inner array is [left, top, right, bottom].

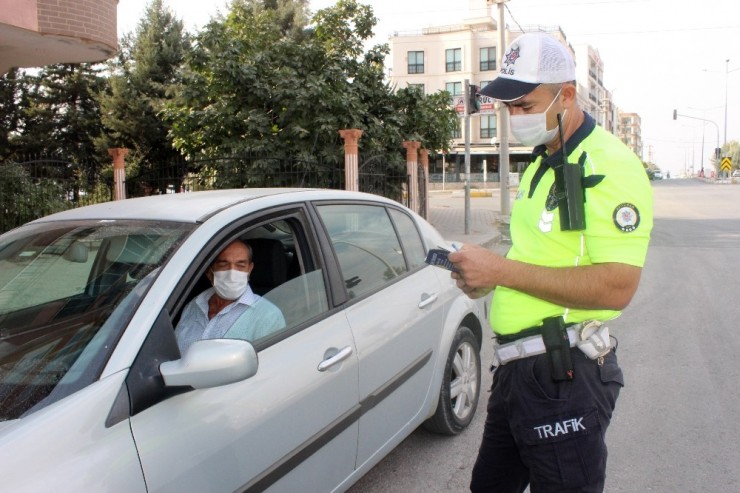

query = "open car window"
[[0, 220, 194, 420], [174, 213, 330, 352]]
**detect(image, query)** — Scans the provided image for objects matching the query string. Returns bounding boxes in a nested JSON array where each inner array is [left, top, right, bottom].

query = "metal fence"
[[0, 157, 111, 233], [359, 154, 409, 207], [125, 155, 345, 197], [1, 153, 413, 233]]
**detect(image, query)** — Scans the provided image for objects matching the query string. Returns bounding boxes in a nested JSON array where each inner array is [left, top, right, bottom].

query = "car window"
[[388, 208, 427, 270], [0, 220, 193, 420], [175, 214, 330, 351], [317, 204, 408, 299]]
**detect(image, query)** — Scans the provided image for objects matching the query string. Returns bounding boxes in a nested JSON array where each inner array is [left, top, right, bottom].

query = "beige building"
[[389, 0, 621, 180], [0, 0, 119, 74], [573, 44, 618, 134], [619, 112, 643, 159]]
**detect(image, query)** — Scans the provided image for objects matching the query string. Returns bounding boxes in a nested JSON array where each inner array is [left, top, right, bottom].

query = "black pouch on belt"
[[540, 317, 574, 381]]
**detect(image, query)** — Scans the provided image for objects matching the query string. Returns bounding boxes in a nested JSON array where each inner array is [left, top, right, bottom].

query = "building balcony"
[[0, 0, 118, 73]]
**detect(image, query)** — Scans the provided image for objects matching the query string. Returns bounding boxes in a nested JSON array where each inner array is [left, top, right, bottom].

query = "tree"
[[165, 0, 456, 168], [0, 68, 27, 159], [14, 63, 106, 175], [98, 0, 190, 186], [394, 86, 458, 155], [166, 0, 339, 160]]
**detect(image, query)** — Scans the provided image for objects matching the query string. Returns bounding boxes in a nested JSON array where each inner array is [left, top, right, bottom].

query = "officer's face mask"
[[509, 88, 565, 147], [212, 269, 249, 301]]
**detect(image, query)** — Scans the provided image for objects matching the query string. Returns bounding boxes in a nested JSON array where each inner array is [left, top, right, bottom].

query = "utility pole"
[[463, 79, 472, 234], [725, 59, 729, 150], [494, 0, 510, 216]]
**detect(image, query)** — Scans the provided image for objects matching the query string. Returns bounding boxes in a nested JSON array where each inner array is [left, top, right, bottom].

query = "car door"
[[128, 210, 360, 493], [315, 203, 446, 467]]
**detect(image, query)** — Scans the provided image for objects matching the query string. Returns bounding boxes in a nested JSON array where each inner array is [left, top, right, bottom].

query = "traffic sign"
[[478, 94, 496, 114], [453, 95, 496, 115], [453, 96, 465, 115], [720, 157, 732, 172]]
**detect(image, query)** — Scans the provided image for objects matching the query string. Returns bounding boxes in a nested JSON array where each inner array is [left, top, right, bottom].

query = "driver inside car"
[[175, 240, 285, 353]]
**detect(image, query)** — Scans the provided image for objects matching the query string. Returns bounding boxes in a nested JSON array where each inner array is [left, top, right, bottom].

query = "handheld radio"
[[554, 113, 586, 231]]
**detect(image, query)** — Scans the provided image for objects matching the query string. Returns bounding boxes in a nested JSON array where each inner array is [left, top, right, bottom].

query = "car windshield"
[[0, 220, 194, 420]]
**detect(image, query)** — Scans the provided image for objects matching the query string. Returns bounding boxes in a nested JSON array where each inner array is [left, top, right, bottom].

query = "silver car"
[[0, 189, 486, 492]]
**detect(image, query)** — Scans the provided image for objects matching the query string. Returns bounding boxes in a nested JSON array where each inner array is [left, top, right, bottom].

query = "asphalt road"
[[349, 179, 740, 492]]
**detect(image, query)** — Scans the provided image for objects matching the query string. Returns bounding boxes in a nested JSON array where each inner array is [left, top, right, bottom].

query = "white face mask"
[[509, 89, 564, 147], [212, 269, 249, 301]]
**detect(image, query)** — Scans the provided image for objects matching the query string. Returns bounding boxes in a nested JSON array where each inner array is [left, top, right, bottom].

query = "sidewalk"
[[426, 189, 514, 250]]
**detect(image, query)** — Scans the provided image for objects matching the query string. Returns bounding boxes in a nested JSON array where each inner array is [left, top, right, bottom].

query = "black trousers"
[[470, 348, 623, 493]]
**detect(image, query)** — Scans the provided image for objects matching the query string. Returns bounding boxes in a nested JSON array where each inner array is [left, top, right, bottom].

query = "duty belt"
[[493, 321, 612, 366]]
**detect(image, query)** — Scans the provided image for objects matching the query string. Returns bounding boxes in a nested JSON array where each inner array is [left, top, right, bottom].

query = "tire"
[[423, 325, 481, 435]]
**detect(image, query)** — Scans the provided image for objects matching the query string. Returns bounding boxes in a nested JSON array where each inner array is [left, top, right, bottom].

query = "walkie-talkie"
[[554, 113, 586, 231]]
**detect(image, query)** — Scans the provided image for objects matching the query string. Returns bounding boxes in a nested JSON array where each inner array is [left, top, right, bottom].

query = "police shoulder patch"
[[613, 203, 640, 232]]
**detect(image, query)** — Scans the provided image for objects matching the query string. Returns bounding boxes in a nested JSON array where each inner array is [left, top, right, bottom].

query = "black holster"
[[540, 317, 574, 381]]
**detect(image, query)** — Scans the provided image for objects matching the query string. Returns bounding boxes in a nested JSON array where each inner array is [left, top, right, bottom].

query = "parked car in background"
[[732, 169, 740, 177], [0, 189, 486, 493]]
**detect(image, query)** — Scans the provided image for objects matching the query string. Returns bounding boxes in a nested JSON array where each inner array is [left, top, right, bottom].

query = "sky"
[[116, 0, 740, 178]]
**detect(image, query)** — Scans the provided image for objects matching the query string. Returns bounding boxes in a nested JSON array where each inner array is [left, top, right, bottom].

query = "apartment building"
[[389, 0, 620, 180], [619, 112, 643, 159], [0, 0, 118, 74], [574, 44, 618, 134]]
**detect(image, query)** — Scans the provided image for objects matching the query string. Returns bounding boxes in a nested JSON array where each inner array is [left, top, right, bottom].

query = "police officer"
[[448, 32, 653, 492]]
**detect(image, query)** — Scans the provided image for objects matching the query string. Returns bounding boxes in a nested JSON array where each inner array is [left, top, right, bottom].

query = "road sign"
[[453, 95, 495, 115], [720, 157, 732, 172], [453, 96, 465, 115], [478, 95, 496, 114]]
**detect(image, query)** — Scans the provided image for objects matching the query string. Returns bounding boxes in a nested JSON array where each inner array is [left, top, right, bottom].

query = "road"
[[349, 179, 740, 492]]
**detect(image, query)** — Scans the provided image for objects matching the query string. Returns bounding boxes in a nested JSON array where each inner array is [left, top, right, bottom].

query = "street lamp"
[[673, 109, 720, 175], [725, 61, 740, 147], [725, 59, 729, 148]]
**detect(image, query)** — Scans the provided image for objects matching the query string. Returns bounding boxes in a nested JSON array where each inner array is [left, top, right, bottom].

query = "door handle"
[[317, 346, 353, 372], [418, 293, 438, 309]]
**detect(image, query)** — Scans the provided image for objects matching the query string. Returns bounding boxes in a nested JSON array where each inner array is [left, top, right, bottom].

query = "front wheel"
[[424, 326, 481, 435]]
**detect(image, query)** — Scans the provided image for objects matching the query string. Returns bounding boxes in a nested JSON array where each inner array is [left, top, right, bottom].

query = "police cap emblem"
[[613, 203, 640, 232]]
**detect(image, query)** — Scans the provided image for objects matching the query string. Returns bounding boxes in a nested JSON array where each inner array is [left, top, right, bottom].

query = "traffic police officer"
[[448, 32, 653, 492]]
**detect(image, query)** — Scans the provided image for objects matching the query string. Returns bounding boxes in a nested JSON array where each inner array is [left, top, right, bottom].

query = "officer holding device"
[[448, 32, 653, 492]]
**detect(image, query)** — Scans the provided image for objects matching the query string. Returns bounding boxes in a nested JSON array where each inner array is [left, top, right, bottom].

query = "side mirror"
[[160, 339, 258, 389]]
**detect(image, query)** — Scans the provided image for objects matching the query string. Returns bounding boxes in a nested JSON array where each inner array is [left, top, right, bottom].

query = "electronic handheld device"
[[425, 248, 460, 272], [554, 113, 586, 231]]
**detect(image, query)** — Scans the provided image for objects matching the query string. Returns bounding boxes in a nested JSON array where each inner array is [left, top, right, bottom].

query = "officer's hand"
[[448, 244, 504, 298]]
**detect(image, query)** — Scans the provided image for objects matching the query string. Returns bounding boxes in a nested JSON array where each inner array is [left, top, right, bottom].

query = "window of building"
[[480, 80, 492, 89], [446, 48, 462, 72], [407, 51, 424, 74], [480, 115, 497, 139], [480, 47, 496, 71], [445, 82, 462, 96], [407, 83, 425, 94], [452, 120, 462, 139]]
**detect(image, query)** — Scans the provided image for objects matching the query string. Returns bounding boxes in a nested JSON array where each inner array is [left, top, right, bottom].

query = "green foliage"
[[165, 0, 454, 170], [394, 86, 458, 155], [0, 164, 71, 232], [0, 69, 26, 159], [12, 63, 106, 176], [2, 0, 457, 203], [98, 0, 191, 190]]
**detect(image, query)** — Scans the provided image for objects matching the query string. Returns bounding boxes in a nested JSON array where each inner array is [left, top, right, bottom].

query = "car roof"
[[30, 188, 398, 224]]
